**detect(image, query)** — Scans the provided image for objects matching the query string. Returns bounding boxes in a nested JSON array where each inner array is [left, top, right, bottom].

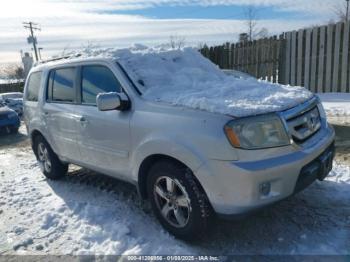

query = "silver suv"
[[24, 56, 335, 239]]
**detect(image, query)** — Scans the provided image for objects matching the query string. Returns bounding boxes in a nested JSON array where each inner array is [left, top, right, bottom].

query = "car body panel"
[[0, 105, 20, 131], [0, 92, 23, 116]]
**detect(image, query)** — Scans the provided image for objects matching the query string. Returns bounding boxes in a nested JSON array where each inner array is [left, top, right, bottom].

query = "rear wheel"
[[147, 160, 212, 240], [34, 136, 68, 179]]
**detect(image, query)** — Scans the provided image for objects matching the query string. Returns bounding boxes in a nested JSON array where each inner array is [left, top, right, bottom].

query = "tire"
[[147, 160, 212, 240], [33, 136, 68, 180]]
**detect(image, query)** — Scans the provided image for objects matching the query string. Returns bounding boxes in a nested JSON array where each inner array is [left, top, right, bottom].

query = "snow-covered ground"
[[0, 79, 10, 85], [318, 93, 350, 117], [0, 79, 21, 85], [0, 126, 349, 255]]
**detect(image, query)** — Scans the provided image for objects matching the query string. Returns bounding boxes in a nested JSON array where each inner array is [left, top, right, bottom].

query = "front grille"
[[286, 106, 321, 144]]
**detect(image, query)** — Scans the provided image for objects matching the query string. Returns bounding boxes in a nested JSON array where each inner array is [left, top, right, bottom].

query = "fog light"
[[260, 182, 271, 196]]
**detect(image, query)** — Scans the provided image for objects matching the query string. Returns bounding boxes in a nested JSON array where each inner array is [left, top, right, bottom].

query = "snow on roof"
[[68, 45, 314, 117]]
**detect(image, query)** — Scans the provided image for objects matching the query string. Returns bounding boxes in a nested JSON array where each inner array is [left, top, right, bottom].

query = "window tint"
[[52, 68, 76, 102], [81, 66, 122, 104], [26, 72, 42, 102]]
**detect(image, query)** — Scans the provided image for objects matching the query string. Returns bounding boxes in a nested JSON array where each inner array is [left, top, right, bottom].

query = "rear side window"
[[50, 68, 76, 103], [26, 71, 42, 102], [81, 66, 122, 105]]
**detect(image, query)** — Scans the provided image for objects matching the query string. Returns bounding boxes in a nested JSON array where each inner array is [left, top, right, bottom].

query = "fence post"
[[310, 27, 319, 92], [332, 22, 342, 92], [318, 26, 326, 92], [341, 21, 350, 93]]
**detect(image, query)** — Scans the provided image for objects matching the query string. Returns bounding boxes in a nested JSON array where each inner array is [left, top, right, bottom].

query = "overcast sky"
[[0, 0, 345, 64]]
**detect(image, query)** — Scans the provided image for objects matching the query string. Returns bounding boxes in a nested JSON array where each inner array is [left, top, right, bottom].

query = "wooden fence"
[[0, 82, 24, 93], [201, 36, 284, 83], [201, 21, 350, 93]]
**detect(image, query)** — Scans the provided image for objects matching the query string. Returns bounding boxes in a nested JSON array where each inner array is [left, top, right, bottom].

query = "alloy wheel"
[[37, 142, 52, 173], [153, 176, 191, 228]]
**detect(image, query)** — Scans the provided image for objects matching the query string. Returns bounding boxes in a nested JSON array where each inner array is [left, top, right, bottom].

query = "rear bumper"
[[195, 125, 335, 216], [0, 117, 20, 132]]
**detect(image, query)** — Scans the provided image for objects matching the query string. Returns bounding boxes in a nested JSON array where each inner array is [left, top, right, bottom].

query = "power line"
[[23, 22, 41, 61]]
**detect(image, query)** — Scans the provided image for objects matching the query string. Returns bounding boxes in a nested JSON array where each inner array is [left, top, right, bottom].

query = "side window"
[[52, 68, 76, 103], [46, 70, 54, 101], [26, 71, 42, 102], [81, 65, 122, 105]]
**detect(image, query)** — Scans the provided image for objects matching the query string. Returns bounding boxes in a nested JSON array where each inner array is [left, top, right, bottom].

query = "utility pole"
[[23, 22, 41, 61], [347, 0, 350, 21]]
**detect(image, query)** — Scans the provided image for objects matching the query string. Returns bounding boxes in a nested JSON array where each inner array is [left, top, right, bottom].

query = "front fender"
[[131, 135, 207, 182]]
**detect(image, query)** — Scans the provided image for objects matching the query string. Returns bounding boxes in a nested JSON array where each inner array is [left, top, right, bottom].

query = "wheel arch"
[[137, 154, 207, 201], [30, 129, 45, 146]]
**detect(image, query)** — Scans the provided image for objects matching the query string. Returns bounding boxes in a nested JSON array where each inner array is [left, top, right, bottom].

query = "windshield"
[[116, 48, 227, 95]]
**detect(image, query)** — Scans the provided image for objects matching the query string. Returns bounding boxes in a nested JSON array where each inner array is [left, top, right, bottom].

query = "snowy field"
[[0, 126, 349, 256]]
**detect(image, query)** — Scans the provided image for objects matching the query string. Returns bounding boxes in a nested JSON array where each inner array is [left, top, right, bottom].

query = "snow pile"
[[0, 79, 11, 84], [327, 163, 350, 183], [69, 46, 313, 117], [318, 93, 350, 117]]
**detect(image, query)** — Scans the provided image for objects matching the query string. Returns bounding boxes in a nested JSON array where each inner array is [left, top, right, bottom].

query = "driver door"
[[74, 64, 131, 178]]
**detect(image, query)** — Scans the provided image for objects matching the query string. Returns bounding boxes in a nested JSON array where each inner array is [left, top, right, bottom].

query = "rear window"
[[49, 68, 76, 103], [26, 72, 42, 102]]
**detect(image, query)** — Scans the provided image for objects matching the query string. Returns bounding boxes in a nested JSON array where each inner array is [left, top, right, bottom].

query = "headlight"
[[224, 114, 291, 149]]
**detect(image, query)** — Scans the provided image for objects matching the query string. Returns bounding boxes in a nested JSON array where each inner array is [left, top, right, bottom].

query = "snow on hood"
[[69, 45, 314, 117]]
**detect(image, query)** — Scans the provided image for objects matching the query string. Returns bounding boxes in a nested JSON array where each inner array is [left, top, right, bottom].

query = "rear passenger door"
[[43, 67, 80, 162], [74, 64, 131, 178], [24, 71, 42, 124]]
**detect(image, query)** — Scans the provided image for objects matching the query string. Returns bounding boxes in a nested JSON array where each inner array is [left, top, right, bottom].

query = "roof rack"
[[38, 54, 82, 64]]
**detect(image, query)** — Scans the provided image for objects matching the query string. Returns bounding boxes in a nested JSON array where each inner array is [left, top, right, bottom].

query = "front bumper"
[[195, 125, 335, 216]]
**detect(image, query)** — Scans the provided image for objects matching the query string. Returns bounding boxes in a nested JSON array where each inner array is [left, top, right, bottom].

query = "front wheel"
[[34, 136, 68, 179], [147, 160, 212, 240]]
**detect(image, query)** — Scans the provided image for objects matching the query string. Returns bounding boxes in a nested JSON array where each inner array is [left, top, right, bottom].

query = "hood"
[[116, 48, 313, 117]]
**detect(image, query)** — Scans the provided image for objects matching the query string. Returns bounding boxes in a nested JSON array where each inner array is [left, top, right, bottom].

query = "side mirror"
[[96, 92, 130, 111]]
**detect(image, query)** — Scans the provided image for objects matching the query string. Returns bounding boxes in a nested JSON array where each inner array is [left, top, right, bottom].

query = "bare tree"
[[333, 1, 349, 22], [243, 6, 269, 41], [197, 42, 206, 50], [1, 64, 25, 82], [81, 41, 100, 51], [61, 44, 71, 57], [169, 35, 186, 49]]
